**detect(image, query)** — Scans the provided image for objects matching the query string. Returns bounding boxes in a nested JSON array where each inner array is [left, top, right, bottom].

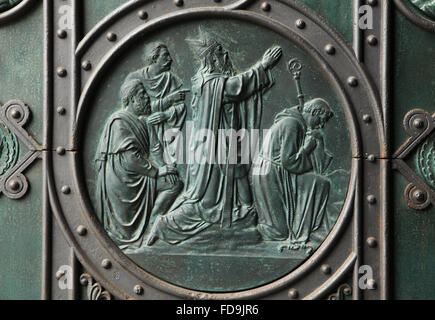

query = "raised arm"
[[223, 46, 282, 103]]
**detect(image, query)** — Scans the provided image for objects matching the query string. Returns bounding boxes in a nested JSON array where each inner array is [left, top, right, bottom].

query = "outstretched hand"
[[148, 112, 169, 125], [262, 46, 283, 70], [166, 89, 189, 105]]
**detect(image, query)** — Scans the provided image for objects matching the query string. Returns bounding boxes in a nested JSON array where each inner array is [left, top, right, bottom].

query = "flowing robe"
[[252, 107, 332, 243], [150, 63, 273, 244], [95, 110, 161, 249], [126, 67, 186, 163]]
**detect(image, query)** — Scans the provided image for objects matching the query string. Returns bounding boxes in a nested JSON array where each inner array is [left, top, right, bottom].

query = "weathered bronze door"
[[0, 0, 433, 300]]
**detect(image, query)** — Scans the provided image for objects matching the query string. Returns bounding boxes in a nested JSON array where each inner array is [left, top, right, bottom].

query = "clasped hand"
[[158, 165, 179, 184], [304, 130, 324, 154]]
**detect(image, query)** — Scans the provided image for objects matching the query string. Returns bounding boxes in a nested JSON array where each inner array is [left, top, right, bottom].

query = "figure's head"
[[186, 28, 234, 76], [144, 42, 172, 71], [302, 98, 334, 129], [120, 80, 151, 116]]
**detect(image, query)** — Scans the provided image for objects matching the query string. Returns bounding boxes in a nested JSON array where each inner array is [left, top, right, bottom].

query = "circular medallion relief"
[[81, 17, 353, 293]]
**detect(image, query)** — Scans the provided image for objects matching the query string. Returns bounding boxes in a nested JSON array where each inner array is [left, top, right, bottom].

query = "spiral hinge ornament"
[[328, 284, 352, 300], [393, 109, 435, 211], [0, 100, 43, 199], [80, 273, 112, 300]]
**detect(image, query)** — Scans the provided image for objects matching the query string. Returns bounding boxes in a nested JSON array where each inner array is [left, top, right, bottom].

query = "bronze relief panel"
[[81, 18, 352, 292], [47, 0, 383, 300]]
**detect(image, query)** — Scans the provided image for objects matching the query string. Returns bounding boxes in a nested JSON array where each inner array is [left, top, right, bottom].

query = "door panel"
[[0, 0, 433, 300]]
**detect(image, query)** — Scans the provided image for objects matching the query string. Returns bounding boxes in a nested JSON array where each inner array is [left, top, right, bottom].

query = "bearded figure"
[[95, 80, 182, 251], [252, 99, 334, 248], [147, 28, 282, 246], [126, 42, 187, 165]]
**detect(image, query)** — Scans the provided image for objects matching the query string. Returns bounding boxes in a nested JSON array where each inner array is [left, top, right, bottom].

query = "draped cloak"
[[126, 67, 186, 163], [252, 107, 332, 243], [95, 110, 160, 250], [151, 63, 273, 244]]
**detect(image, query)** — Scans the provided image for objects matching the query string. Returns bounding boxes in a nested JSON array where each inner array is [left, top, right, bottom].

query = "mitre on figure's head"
[[186, 27, 221, 58]]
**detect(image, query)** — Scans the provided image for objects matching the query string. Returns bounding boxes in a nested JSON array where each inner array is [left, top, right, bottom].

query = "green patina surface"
[[298, 0, 353, 43], [0, 161, 43, 300], [73, 0, 435, 298], [0, 2, 43, 299], [0, 0, 433, 299], [393, 12, 435, 300], [82, 17, 351, 292], [82, 0, 129, 34], [0, 2, 43, 144]]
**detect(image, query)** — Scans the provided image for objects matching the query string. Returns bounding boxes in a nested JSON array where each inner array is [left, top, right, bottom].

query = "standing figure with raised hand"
[[147, 28, 282, 246], [126, 42, 188, 165]]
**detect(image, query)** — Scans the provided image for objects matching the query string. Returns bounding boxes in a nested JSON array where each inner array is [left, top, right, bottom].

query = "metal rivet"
[[261, 2, 271, 11], [82, 60, 92, 71], [174, 0, 183, 6], [367, 195, 376, 205], [295, 19, 306, 29], [347, 76, 358, 87], [368, 0, 378, 6], [321, 264, 332, 275], [61, 186, 71, 194], [367, 237, 378, 248], [57, 29, 67, 39], [76, 225, 87, 236], [138, 10, 148, 20], [80, 274, 89, 286], [324, 44, 335, 55], [10, 108, 21, 119], [57, 107, 66, 115], [413, 118, 425, 129], [8, 180, 20, 191], [367, 154, 376, 162], [288, 288, 299, 299], [363, 114, 372, 123], [57, 67, 67, 77], [134, 285, 144, 295], [367, 35, 378, 46], [343, 286, 352, 295], [101, 259, 112, 269], [56, 146, 66, 155], [106, 32, 117, 42], [413, 189, 427, 203]]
